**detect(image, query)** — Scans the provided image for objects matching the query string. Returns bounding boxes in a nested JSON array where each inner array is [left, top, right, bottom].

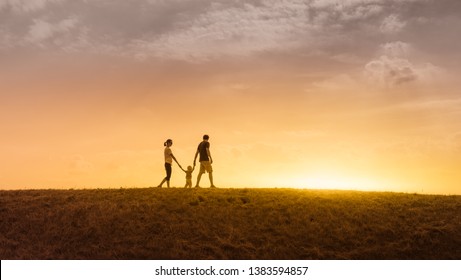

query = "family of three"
[[157, 134, 216, 188]]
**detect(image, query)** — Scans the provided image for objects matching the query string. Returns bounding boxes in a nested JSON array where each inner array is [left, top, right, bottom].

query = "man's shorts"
[[199, 161, 213, 173]]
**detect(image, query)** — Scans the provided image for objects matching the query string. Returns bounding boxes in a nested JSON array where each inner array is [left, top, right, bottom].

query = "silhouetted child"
[[180, 165, 195, 188]]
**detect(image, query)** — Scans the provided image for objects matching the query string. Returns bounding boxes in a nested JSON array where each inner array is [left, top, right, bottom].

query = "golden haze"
[[2, 0, 461, 194], [1, 55, 461, 194]]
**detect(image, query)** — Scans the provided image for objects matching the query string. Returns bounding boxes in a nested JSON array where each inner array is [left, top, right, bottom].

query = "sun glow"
[[282, 173, 393, 192], [2, 1, 461, 195]]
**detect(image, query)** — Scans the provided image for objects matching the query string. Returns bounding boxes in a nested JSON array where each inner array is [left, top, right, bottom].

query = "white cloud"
[[364, 56, 415, 86], [26, 17, 79, 46], [27, 19, 54, 42], [143, 1, 406, 61], [128, 0, 425, 62], [380, 14, 406, 33], [380, 41, 412, 57], [342, 4, 383, 20], [0, 0, 63, 13], [307, 39, 445, 90], [0, 27, 13, 49], [310, 0, 380, 9], [364, 55, 441, 87], [310, 0, 383, 21], [310, 0, 424, 9], [1, 0, 458, 66], [133, 1, 312, 61]]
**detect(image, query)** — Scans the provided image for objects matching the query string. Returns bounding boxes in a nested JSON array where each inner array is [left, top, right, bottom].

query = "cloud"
[[364, 56, 417, 86], [309, 0, 378, 9], [1, 0, 459, 66], [26, 17, 79, 45], [132, 1, 313, 61], [364, 55, 441, 87], [307, 40, 444, 90], [380, 14, 406, 33], [0, 26, 13, 49], [361, 39, 446, 88], [309, 0, 383, 21], [0, 0, 63, 13], [131, 0, 408, 61], [380, 41, 412, 57]]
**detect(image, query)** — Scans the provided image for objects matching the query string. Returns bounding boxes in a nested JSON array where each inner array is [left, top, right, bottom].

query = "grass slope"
[[1, 188, 460, 259]]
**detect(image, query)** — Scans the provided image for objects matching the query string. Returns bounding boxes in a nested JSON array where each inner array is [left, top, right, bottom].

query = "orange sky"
[[1, 0, 461, 194]]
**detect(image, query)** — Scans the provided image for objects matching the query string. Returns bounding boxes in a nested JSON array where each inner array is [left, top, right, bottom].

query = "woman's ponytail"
[[164, 139, 172, 146]]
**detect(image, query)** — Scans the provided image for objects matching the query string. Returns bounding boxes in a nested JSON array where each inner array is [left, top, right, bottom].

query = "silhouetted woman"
[[157, 139, 181, 188]]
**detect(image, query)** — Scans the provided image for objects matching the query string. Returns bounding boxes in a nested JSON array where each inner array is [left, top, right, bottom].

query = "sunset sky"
[[1, 0, 461, 194]]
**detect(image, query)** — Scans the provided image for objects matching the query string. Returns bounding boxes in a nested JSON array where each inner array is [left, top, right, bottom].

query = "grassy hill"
[[1, 187, 460, 259]]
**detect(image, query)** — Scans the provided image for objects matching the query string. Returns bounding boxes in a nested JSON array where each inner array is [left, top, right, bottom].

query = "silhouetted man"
[[193, 134, 216, 188]]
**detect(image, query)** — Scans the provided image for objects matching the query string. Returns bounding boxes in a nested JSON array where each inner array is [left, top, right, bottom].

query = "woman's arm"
[[171, 153, 182, 169]]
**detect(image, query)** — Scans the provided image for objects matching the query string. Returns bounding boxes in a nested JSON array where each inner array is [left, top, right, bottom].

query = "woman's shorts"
[[164, 163, 172, 180]]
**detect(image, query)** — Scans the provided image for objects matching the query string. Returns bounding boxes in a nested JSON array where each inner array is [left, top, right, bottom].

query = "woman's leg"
[[159, 163, 172, 188], [165, 163, 172, 188], [157, 178, 166, 187]]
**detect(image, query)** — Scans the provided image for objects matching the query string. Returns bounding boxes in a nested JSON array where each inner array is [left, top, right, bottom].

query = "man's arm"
[[207, 148, 212, 164], [193, 148, 199, 164]]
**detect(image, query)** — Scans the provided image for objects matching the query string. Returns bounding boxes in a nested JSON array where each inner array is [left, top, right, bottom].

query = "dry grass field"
[[1, 187, 460, 259]]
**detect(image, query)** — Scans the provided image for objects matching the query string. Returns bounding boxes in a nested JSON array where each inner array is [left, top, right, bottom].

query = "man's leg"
[[195, 171, 203, 187], [195, 162, 205, 187], [209, 172, 215, 188]]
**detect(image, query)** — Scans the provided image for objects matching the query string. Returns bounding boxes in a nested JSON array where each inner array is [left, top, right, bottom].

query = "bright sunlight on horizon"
[[1, 0, 461, 195]]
